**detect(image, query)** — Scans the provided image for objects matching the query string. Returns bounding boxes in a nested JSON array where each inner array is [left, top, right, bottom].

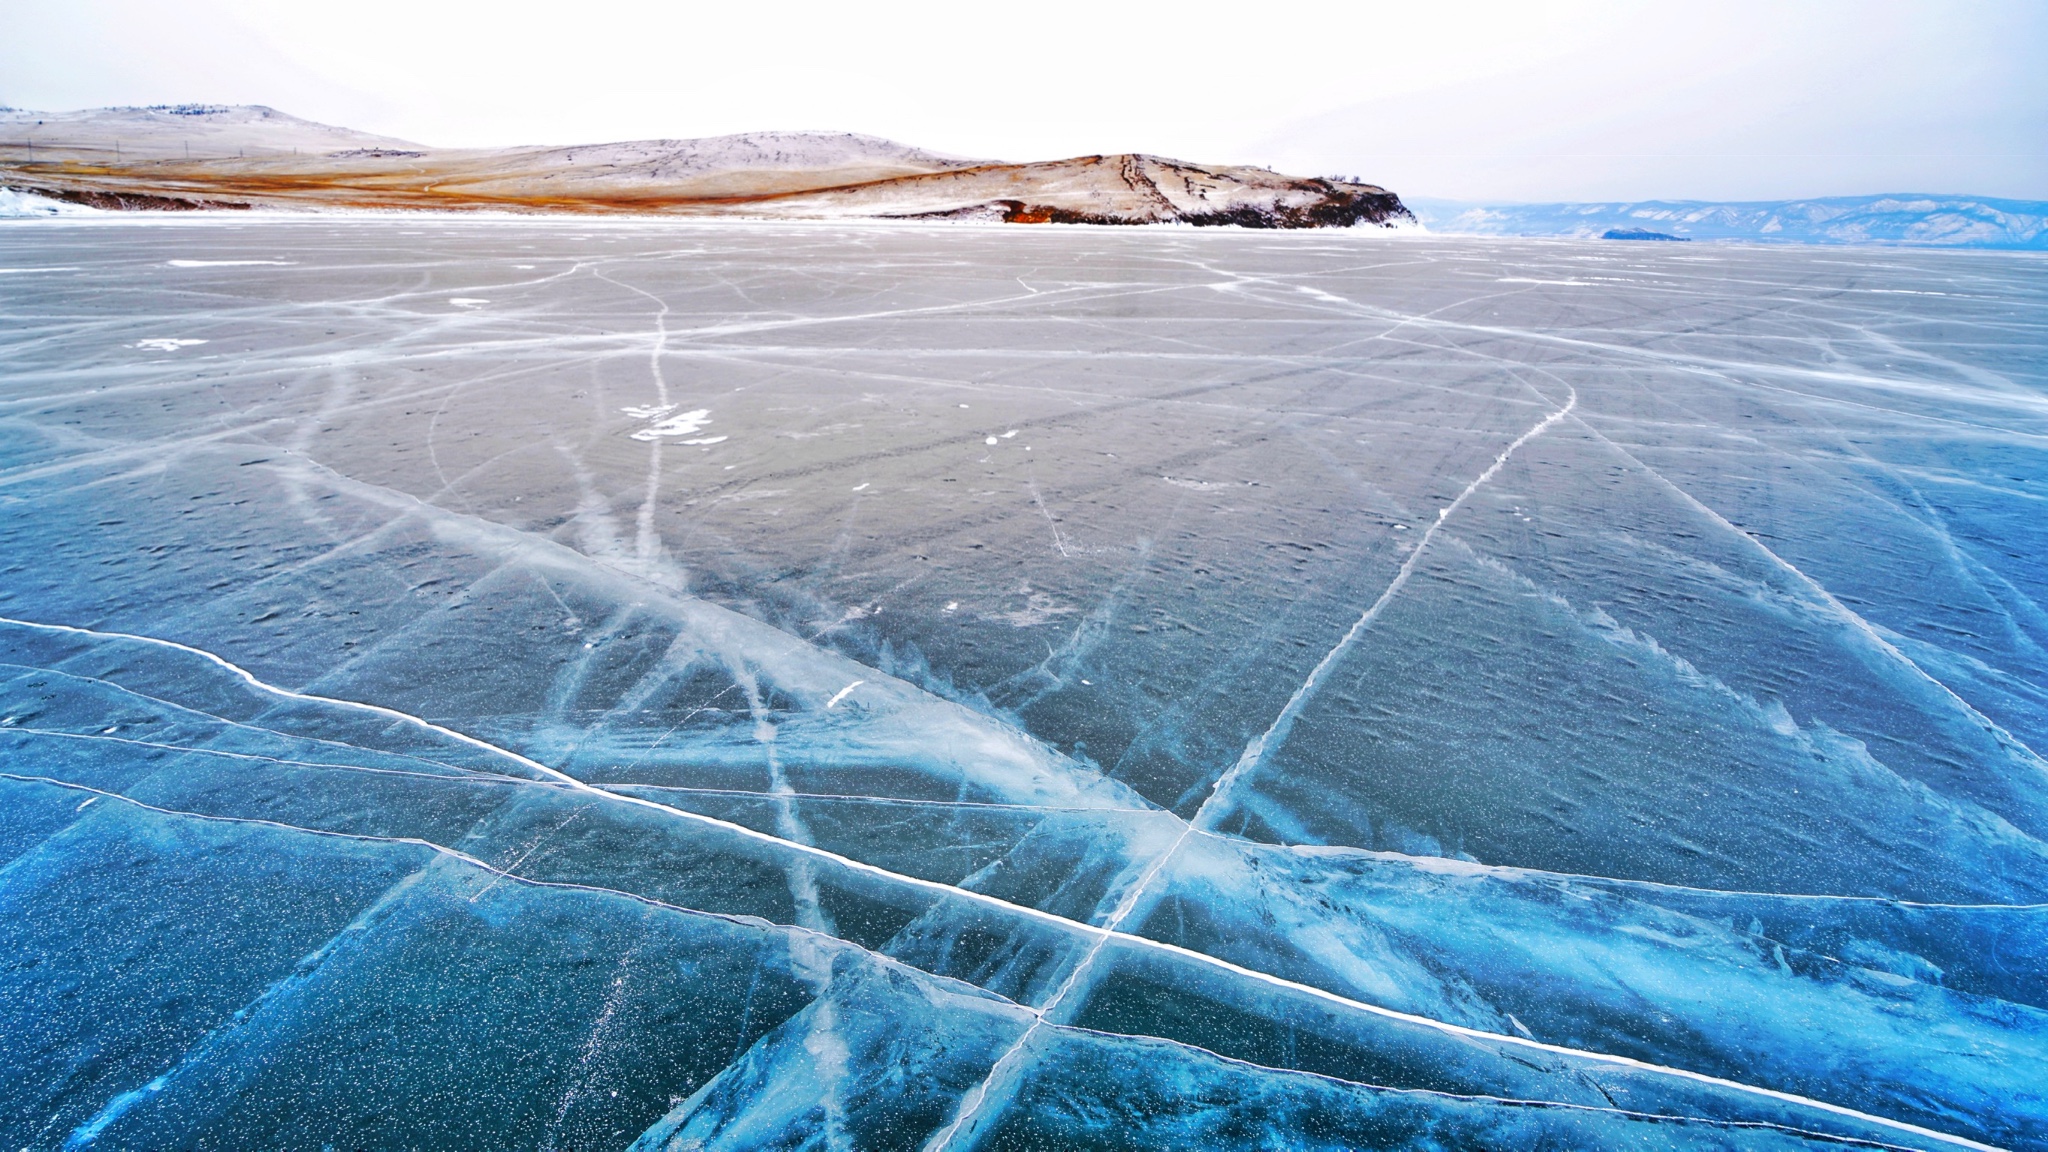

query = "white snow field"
[[1, 217, 2044, 1151]]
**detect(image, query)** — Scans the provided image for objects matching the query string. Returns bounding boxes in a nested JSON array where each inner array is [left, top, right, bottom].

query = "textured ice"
[[1, 216, 2043, 1150]]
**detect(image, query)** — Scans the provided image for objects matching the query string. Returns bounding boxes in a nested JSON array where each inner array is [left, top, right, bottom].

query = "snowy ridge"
[[509, 131, 984, 178], [0, 103, 422, 160], [1409, 194, 2048, 249]]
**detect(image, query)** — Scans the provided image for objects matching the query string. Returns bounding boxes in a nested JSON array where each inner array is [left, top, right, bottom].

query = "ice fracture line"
[[921, 384, 1998, 1152], [0, 617, 2002, 1152], [1569, 411, 2048, 772], [1201, 386, 1577, 827]]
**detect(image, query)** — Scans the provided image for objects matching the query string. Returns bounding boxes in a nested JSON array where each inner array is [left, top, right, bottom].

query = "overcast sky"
[[3, 0, 2042, 201]]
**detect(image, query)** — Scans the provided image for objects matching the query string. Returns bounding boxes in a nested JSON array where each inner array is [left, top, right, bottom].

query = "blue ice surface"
[[0, 215, 2043, 1150]]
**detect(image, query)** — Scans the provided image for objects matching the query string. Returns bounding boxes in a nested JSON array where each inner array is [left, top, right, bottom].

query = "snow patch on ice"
[[1294, 285, 1352, 304], [630, 408, 714, 442]]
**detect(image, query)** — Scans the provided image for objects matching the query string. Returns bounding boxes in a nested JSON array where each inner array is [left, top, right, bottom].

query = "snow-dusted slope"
[[0, 187, 97, 218], [0, 105, 1409, 228], [492, 131, 984, 180], [400, 131, 987, 201], [1409, 194, 2048, 249], [0, 104, 423, 162]]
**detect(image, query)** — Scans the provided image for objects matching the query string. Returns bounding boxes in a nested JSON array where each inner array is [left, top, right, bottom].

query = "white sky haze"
[[2, 0, 2042, 201]]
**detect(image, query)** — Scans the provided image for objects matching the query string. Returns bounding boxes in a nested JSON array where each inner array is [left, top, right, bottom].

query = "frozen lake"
[[2, 217, 2044, 1150]]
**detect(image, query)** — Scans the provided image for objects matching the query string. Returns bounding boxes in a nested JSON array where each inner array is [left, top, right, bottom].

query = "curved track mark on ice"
[[590, 266, 678, 579]]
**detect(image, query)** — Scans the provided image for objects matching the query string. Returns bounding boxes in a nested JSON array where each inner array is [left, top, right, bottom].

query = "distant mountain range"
[[1408, 195, 2048, 249], [0, 105, 1408, 229]]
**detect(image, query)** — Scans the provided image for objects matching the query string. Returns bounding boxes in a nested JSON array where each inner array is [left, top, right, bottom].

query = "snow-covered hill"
[[500, 131, 983, 179], [0, 104, 422, 161], [1408, 194, 2048, 249]]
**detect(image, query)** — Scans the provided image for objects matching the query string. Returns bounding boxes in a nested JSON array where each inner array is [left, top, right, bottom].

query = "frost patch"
[[993, 589, 1074, 628], [783, 423, 862, 440]]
